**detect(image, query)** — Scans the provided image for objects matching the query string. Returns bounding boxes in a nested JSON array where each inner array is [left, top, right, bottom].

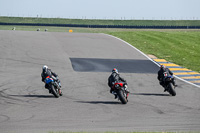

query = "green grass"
[[108, 30, 200, 72], [0, 25, 155, 33], [1, 16, 200, 26]]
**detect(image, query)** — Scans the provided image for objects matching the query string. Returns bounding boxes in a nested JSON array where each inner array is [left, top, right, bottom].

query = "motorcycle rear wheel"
[[117, 90, 128, 104]]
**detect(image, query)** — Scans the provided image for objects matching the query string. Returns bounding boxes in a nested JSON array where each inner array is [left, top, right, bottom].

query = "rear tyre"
[[51, 85, 60, 98], [117, 90, 127, 104], [168, 83, 176, 96]]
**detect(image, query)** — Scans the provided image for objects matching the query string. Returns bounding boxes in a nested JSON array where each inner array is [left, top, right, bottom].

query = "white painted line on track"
[[102, 33, 200, 88]]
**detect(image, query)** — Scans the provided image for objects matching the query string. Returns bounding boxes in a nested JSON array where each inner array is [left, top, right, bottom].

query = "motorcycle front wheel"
[[168, 83, 176, 96], [51, 85, 60, 98]]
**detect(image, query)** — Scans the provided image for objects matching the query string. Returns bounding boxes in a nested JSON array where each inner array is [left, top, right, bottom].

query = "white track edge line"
[[102, 33, 200, 88]]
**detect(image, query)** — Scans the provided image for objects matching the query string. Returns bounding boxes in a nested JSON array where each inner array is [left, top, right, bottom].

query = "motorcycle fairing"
[[45, 76, 54, 84]]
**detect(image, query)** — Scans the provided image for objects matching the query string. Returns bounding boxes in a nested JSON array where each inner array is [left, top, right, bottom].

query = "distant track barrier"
[[0, 22, 200, 29]]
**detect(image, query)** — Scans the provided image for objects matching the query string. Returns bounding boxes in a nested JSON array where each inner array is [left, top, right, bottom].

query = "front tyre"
[[168, 83, 176, 96], [117, 90, 127, 104], [51, 85, 60, 98]]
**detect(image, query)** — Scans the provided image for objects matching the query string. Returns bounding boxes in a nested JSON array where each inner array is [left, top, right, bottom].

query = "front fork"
[[54, 82, 62, 95], [122, 87, 129, 99]]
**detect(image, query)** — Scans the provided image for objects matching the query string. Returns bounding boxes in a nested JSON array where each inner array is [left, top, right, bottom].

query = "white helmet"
[[43, 65, 48, 72]]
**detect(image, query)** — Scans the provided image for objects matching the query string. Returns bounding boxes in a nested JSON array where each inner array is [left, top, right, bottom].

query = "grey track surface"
[[0, 30, 200, 133]]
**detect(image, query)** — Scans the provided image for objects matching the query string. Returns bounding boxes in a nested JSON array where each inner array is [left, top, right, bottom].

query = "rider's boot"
[[49, 89, 52, 94], [111, 91, 117, 99], [173, 83, 178, 87], [161, 83, 167, 92], [164, 87, 167, 92], [114, 94, 117, 99], [172, 79, 178, 87]]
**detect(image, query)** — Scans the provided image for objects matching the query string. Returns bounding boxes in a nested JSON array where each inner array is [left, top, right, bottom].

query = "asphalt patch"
[[70, 58, 158, 73]]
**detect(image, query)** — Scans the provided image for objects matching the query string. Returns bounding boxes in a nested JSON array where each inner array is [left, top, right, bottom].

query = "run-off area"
[[70, 58, 158, 73]]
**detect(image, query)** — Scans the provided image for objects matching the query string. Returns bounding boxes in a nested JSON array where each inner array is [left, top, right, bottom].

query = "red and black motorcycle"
[[112, 82, 129, 104]]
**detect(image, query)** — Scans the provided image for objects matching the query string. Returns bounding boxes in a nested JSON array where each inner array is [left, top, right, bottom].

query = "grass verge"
[[1, 16, 200, 26], [108, 30, 200, 72]]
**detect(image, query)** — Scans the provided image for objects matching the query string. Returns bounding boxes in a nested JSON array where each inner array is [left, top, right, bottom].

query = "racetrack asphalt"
[[0, 30, 200, 133]]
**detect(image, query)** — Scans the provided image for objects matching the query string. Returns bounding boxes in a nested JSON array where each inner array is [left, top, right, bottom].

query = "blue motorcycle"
[[45, 76, 61, 98], [163, 72, 176, 96]]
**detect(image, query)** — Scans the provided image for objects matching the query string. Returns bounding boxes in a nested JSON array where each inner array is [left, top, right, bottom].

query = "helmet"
[[112, 68, 118, 74], [160, 65, 166, 70], [43, 65, 48, 72]]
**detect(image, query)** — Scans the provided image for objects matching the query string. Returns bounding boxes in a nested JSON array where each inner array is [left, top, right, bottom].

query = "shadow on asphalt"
[[9, 94, 55, 98], [133, 93, 169, 96], [76, 101, 121, 105]]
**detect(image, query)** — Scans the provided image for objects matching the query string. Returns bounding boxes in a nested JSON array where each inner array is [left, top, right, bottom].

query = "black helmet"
[[160, 65, 166, 70]]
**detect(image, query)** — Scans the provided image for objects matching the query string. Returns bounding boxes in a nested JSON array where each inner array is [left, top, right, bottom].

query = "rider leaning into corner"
[[41, 65, 62, 96], [157, 65, 178, 92], [108, 68, 130, 99]]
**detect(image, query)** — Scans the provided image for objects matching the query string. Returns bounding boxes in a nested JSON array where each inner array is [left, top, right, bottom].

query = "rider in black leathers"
[[41, 65, 62, 96], [108, 68, 129, 98], [157, 65, 177, 91]]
